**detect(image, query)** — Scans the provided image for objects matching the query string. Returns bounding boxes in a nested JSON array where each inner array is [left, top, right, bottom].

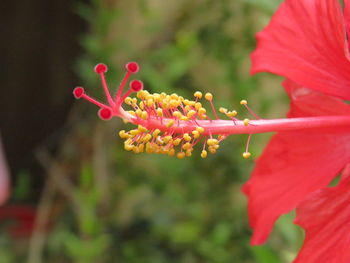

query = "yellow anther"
[[162, 102, 169, 110], [226, 110, 237, 118], [198, 108, 206, 115], [173, 111, 182, 118], [187, 110, 196, 118], [240, 99, 248, 105], [205, 92, 213, 101], [243, 118, 250, 126], [132, 98, 137, 105], [194, 102, 202, 110], [135, 109, 142, 117], [180, 116, 189, 121], [138, 125, 147, 132], [152, 129, 161, 138], [142, 134, 152, 143], [124, 138, 132, 144], [219, 107, 228, 114], [207, 139, 218, 146], [170, 99, 179, 108], [127, 110, 136, 116], [243, 152, 251, 159], [119, 130, 127, 138], [199, 114, 208, 119], [182, 105, 189, 112], [147, 98, 154, 108], [168, 148, 175, 156], [145, 143, 153, 153], [145, 143, 152, 153], [139, 101, 145, 110], [170, 93, 179, 100], [124, 97, 133, 105], [213, 144, 220, 150], [133, 147, 140, 154], [194, 91, 203, 99], [156, 136, 164, 145], [136, 91, 144, 99], [188, 101, 196, 106], [166, 120, 175, 128], [173, 138, 181, 146], [201, 150, 208, 158], [156, 108, 163, 117], [141, 111, 149, 120], [183, 133, 192, 142], [130, 129, 140, 136], [182, 142, 192, 150], [124, 143, 134, 151], [208, 147, 216, 154], [145, 94, 153, 100], [192, 130, 200, 139], [196, 127, 205, 134], [153, 93, 161, 103], [137, 90, 147, 99], [183, 99, 190, 105], [163, 136, 172, 144], [186, 149, 192, 157], [177, 152, 186, 159], [139, 144, 145, 153]]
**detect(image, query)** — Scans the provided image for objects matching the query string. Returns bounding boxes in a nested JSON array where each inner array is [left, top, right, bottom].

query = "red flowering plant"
[[245, 0, 350, 261], [73, 0, 350, 261]]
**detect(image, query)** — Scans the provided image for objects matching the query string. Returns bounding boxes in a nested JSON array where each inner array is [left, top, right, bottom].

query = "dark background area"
[[0, 0, 87, 178]]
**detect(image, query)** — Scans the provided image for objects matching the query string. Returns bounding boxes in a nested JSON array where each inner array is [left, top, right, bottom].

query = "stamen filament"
[[240, 100, 260, 119], [245, 134, 252, 153], [116, 71, 132, 103], [81, 94, 110, 109], [244, 105, 260, 119], [209, 101, 220, 120], [100, 73, 115, 107], [120, 88, 135, 105]]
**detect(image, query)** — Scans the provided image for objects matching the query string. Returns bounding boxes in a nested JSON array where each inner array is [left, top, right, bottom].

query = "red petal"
[[242, 80, 350, 245], [344, 1, 350, 39], [293, 164, 350, 263], [251, 0, 350, 101]]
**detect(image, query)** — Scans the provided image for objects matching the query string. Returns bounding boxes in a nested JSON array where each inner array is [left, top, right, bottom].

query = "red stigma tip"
[[126, 62, 139, 73], [94, 63, 108, 74], [73, 86, 84, 99], [98, 108, 112, 120], [130, 80, 143, 92]]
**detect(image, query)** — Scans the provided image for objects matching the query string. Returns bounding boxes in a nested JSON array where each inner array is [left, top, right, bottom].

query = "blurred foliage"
[[1, 0, 303, 262]]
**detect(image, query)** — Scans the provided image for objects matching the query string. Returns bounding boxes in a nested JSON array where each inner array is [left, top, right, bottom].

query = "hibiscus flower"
[[73, 1, 350, 260], [245, 0, 350, 261]]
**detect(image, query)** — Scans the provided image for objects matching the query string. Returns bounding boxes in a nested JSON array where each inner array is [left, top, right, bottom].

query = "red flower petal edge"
[[293, 164, 350, 263], [251, 0, 350, 101], [0, 205, 36, 238], [242, 80, 350, 244]]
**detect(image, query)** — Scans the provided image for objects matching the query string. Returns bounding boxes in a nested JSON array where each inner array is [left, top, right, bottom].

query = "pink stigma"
[[73, 87, 84, 99], [126, 62, 139, 73], [94, 63, 108, 74], [98, 108, 112, 120], [130, 80, 143, 92]]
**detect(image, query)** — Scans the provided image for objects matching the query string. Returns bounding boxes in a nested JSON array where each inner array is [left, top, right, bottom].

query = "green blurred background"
[[0, 0, 304, 262]]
